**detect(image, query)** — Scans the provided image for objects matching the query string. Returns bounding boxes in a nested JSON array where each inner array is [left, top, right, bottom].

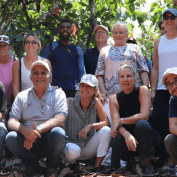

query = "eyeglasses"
[[163, 15, 176, 20], [166, 80, 177, 90], [95, 31, 107, 35], [25, 40, 38, 45], [32, 71, 49, 77], [0, 37, 9, 41]]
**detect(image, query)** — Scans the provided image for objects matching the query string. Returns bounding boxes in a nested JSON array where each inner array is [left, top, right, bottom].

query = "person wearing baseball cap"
[[160, 67, 177, 174], [6, 59, 68, 176], [150, 7, 177, 163], [84, 24, 109, 75], [62, 74, 110, 174]]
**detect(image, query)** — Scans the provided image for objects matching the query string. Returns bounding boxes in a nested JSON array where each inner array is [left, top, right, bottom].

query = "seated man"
[[5, 61, 68, 177], [0, 81, 7, 171], [161, 67, 177, 174], [109, 63, 155, 175]]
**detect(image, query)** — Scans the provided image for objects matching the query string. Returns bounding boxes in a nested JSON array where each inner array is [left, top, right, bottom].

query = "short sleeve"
[[9, 93, 23, 121], [54, 89, 68, 117], [169, 96, 177, 118], [136, 46, 149, 73], [0, 82, 7, 112], [95, 51, 105, 76]]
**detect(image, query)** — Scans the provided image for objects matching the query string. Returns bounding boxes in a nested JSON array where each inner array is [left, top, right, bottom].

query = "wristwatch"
[[36, 125, 43, 134]]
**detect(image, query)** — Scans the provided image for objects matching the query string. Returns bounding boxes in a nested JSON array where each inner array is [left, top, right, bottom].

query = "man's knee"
[[5, 131, 19, 151], [135, 119, 151, 132], [0, 123, 7, 139], [164, 134, 177, 150]]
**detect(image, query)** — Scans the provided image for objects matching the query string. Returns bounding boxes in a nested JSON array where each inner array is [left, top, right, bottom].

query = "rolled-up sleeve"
[[54, 90, 68, 117], [95, 52, 105, 76], [136, 46, 149, 73]]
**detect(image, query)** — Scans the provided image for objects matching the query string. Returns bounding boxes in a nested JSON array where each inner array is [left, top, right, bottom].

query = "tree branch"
[[21, 1, 32, 29], [0, 0, 13, 11]]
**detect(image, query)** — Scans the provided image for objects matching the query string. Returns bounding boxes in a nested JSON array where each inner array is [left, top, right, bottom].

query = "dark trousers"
[[110, 120, 155, 163], [150, 90, 171, 157]]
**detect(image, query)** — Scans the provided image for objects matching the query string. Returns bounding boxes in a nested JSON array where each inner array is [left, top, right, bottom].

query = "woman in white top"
[[12, 33, 52, 98]]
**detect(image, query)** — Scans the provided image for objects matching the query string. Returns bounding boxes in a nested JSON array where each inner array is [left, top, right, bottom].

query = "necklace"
[[80, 101, 88, 116]]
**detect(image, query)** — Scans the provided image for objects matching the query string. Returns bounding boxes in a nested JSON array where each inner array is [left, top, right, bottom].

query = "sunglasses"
[[0, 37, 9, 41], [163, 15, 176, 20], [24, 40, 38, 45]]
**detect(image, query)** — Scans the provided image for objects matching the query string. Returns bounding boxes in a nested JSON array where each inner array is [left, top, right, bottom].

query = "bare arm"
[[12, 60, 20, 99], [174, 0, 177, 6], [96, 75, 109, 104], [36, 114, 66, 133], [0, 112, 4, 122], [140, 71, 149, 87], [119, 86, 151, 125], [150, 38, 160, 102], [169, 118, 177, 136]]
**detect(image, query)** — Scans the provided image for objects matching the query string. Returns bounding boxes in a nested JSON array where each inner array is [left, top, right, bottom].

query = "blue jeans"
[[5, 127, 67, 168], [0, 122, 7, 162]]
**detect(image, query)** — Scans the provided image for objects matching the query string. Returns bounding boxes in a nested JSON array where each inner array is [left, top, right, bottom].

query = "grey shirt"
[[10, 85, 68, 127]]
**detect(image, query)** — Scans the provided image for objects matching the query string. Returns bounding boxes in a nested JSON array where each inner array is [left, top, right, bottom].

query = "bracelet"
[[121, 118, 124, 124]]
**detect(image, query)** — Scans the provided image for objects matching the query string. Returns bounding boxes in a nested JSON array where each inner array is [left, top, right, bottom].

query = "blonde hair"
[[118, 60, 136, 77], [112, 21, 129, 34]]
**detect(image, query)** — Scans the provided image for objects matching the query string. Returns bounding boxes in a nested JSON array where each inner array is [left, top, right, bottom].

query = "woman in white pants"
[[62, 74, 111, 173]]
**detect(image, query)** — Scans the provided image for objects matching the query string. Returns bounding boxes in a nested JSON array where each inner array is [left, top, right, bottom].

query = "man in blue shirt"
[[84, 25, 109, 75], [41, 19, 85, 97]]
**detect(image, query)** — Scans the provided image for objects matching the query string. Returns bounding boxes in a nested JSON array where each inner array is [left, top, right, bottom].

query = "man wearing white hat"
[[160, 67, 177, 174], [5, 61, 68, 177], [84, 25, 109, 75]]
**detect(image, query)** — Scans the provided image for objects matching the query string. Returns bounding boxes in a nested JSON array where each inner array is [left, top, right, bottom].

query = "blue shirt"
[[41, 41, 85, 90], [146, 57, 152, 75], [10, 85, 68, 128], [169, 96, 177, 118], [84, 46, 100, 75]]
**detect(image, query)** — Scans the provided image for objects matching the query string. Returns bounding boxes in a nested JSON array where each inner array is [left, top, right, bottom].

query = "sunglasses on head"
[[163, 15, 176, 20], [0, 37, 9, 41]]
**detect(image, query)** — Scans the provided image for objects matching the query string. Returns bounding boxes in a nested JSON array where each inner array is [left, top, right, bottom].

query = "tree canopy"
[[0, 0, 175, 58]]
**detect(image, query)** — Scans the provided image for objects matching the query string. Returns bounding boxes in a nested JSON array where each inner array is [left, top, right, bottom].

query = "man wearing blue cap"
[[150, 8, 177, 158]]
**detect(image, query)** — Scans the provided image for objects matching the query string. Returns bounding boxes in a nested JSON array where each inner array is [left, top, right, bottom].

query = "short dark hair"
[[58, 19, 72, 28], [158, 20, 163, 30]]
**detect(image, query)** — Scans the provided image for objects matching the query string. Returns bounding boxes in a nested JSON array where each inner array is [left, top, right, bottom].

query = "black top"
[[116, 87, 140, 133], [0, 81, 7, 112]]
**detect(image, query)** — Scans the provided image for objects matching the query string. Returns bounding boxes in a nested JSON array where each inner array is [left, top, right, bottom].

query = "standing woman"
[[0, 35, 14, 106], [12, 33, 52, 98], [150, 8, 177, 166]]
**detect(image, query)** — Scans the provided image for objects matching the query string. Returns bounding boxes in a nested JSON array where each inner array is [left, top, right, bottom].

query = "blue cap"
[[163, 8, 177, 16]]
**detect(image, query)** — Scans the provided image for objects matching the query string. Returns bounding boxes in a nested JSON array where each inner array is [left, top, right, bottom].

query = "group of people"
[[0, 7, 177, 177]]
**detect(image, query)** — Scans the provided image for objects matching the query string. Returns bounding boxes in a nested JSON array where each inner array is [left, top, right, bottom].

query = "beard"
[[59, 32, 71, 41]]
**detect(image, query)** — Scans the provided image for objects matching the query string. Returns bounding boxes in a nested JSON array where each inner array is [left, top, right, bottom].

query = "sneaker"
[[143, 163, 155, 175], [161, 163, 176, 174], [45, 167, 58, 177]]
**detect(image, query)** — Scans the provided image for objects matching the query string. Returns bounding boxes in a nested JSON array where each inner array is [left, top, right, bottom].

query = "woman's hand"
[[100, 90, 109, 105], [123, 131, 139, 152], [79, 124, 93, 139], [110, 124, 119, 138]]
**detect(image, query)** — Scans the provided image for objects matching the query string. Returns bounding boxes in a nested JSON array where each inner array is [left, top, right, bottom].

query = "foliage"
[[0, 0, 175, 58]]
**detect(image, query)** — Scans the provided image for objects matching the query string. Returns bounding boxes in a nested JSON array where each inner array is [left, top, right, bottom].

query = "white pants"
[[62, 126, 111, 164]]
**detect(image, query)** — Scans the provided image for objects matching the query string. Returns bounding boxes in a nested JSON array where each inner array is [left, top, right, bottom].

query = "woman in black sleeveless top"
[[109, 63, 155, 175]]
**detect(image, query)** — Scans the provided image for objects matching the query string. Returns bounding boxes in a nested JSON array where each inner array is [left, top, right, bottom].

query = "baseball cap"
[[126, 37, 137, 44], [94, 25, 109, 34], [79, 74, 98, 88], [30, 60, 50, 73], [163, 8, 177, 16], [0, 35, 10, 45], [162, 67, 177, 85]]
